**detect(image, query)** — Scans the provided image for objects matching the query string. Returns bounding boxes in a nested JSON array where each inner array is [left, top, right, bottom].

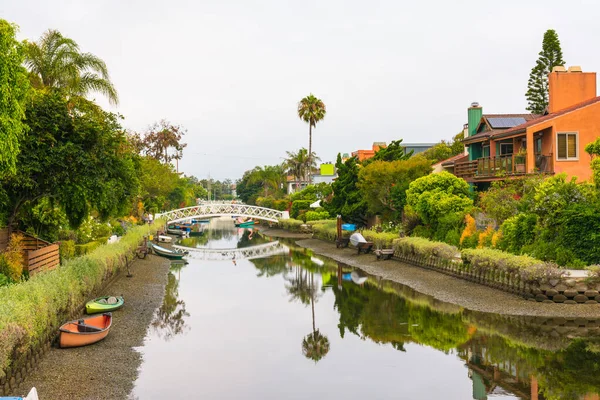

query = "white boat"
[[1, 387, 39, 400], [157, 235, 172, 243]]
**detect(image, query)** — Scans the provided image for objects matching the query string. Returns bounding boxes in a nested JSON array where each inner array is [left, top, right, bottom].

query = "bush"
[[311, 220, 338, 241], [255, 197, 275, 209], [461, 248, 564, 282], [305, 211, 330, 221], [362, 230, 399, 248], [497, 213, 537, 253], [0, 220, 164, 377], [278, 218, 304, 232], [59, 240, 76, 261], [272, 199, 289, 211], [0, 274, 8, 287], [75, 241, 102, 256], [393, 237, 459, 260], [0, 234, 24, 282], [291, 200, 312, 219]]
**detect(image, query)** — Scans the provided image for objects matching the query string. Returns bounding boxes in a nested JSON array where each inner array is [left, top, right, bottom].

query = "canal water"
[[131, 218, 600, 400]]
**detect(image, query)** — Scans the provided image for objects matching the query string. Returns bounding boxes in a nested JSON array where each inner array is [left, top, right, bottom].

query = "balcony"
[[454, 153, 553, 181]]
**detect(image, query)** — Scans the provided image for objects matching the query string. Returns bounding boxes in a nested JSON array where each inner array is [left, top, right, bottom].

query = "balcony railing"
[[454, 153, 553, 180]]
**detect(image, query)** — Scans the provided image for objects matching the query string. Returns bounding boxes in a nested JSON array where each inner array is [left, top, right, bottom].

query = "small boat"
[[157, 235, 172, 243], [86, 296, 124, 314], [59, 313, 112, 348], [167, 228, 189, 236], [150, 242, 188, 260], [1, 387, 39, 400], [236, 221, 255, 227], [192, 219, 210, 224]]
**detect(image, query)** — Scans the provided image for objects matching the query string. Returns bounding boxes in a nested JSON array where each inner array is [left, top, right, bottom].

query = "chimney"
[[467, 102, 482, 137], [548, 66, 596, 113]]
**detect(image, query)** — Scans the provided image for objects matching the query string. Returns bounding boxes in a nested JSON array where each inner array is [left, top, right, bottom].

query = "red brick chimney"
[[548, 66, 596, 113]]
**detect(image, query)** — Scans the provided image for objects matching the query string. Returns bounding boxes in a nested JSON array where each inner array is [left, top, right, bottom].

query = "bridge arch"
[[174, 241, 288, 261], [155, 203, 289, 223]]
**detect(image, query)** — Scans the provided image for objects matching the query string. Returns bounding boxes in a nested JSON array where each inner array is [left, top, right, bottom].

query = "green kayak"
[[86, 296, 124, 314]]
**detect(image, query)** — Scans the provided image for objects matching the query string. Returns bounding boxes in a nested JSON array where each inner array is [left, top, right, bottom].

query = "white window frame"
[[556, 132, 579, 161]]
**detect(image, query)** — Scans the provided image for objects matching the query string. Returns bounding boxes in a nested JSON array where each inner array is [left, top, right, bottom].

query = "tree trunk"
[[308, 124, 312, 184]]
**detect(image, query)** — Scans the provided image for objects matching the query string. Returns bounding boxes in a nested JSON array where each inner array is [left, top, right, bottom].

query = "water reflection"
[[150, 264, 190, 341], [137, 221, 600, 400]]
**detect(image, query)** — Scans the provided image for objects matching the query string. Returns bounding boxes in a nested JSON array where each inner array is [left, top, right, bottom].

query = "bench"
[[357, 242, 374, 254], [374, 249, 394, 260]]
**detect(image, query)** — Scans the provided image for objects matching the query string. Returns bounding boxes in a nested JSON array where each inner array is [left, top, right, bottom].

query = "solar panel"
[[487, 117, 527, 129]]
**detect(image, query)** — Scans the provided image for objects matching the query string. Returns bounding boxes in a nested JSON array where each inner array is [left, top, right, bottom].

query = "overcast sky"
[[4, 0, 599, 180]]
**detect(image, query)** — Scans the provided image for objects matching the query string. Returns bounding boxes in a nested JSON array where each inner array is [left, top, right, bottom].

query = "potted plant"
[[515, 148, 526, 173]]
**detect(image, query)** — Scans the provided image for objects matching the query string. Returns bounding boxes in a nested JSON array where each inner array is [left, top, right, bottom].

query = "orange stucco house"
[[456, 66, 600, 183]]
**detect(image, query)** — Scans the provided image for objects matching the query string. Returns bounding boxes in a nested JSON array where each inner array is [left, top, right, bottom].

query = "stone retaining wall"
[[391, 252, 599, 304]]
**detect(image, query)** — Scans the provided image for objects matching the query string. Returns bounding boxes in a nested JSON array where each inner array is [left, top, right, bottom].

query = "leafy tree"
[[248, 165, 285, 197], [585, 138, 600, 188], [24, 29, 118, 105], [366, 139, 413, 164], [479, 181, 520, 225], [405, 172, 473, 236], [358, 157, 432, 220], [236, 169, 263, 204], [525, 29, 565, 114], [138, 157, 179, 212], [323, 154, 367, 226], [141, 120, 187, 164], [0, 20, 30, 177], [421, 131, 465, 163], [283, 148, 319, 189], [1, 90, 139, 229], [297, 94, 326, 183]]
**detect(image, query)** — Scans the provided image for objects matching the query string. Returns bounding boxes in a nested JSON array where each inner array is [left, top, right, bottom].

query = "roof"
[[441, 154, 469, 167], [462, 129, 503, 144], [492, 96, 600, 139]]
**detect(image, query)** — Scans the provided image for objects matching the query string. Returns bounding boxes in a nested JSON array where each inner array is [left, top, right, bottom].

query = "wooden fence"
[[0, 228, 60, 276], [26, 243, 60, 275]]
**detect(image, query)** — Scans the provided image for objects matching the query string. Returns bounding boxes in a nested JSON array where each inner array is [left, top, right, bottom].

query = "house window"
[[499, 143, 514, 155], [557, 132, 578, 160], [482, 145, 490, 157]]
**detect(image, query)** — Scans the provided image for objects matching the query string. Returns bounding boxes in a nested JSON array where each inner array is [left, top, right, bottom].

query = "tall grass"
[[0, 220, 163, 377]]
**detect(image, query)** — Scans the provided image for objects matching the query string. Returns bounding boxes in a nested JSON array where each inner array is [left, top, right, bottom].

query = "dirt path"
[[12, 254, 171, 400], [295, 236, 600, 318]]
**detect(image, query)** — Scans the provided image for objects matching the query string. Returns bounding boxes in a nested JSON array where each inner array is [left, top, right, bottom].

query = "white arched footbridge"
[[174, 241, 288, 261], [156, 203, 289, 223]]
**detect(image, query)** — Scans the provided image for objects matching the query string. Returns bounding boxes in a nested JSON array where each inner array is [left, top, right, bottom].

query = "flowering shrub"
[[460, 214, 477, 248], [0, 233, 25, 282]]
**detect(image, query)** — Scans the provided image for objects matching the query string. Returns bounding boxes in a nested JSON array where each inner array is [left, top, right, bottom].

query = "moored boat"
[[86, 296, 124, 314], [150, 242, 188, 260], [0, 387, 39, 400], [59, 313, 112, 348]]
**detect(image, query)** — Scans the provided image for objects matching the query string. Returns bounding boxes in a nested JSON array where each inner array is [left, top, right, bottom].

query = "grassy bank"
[[0, 220, 163, 378]]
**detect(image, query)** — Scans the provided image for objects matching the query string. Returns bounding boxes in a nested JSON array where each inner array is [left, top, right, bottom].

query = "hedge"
[[461, 248, 564, 283], [393, 237, 459, 260], [305, 211, 330, 221], [278, 218, 304, 232], [290, 200, 312, 219], [0, 220, 164, 378]]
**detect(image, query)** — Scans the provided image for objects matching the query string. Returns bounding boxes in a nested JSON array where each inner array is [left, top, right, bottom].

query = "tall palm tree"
[[24, 29, 118, 105], [297, 94, 326, 183]]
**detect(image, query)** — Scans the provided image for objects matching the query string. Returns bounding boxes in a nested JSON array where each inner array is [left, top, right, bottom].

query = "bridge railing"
[[156, 203, 289, 223]]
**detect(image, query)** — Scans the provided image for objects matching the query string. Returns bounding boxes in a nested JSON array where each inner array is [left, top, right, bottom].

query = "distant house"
[[351, 141, 434, 162], [455, 65, 600, 185], [402, 143, 435, 155], [287, 163, 337, 194]]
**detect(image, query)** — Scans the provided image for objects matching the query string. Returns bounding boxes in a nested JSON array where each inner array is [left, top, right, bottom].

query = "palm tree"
[[283, 148, 320, 190], [24, 29, 118, 105], [248, 165, 285, 197], [301, 272, 330, 362], [297, 94, 326, 183]]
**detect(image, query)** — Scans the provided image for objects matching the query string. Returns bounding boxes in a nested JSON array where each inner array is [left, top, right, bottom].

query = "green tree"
[[236, 169, 263, 204], [358, 157, 432, 220], [421, 131, 465, 163], [283, 148, 319, 189], [1, 90, 139, 229], [323, 154, 368, 226], [525, 29, 565, 114], [24, 29, 118, 105], [297, 94, 326, 183], [138, 157, 179, 212], [0, 20, 30, 177], [365, 139, 413, 165], [248, 165, 285, 197], [405, 172, 473, 236]]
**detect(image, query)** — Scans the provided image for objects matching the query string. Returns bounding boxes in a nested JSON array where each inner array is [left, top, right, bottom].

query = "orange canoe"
[[59, 313, 112, 348]]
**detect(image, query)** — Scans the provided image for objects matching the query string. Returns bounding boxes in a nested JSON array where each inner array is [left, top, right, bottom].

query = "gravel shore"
[[13, 253, 171, 400], [295, 236, 600, 318]]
